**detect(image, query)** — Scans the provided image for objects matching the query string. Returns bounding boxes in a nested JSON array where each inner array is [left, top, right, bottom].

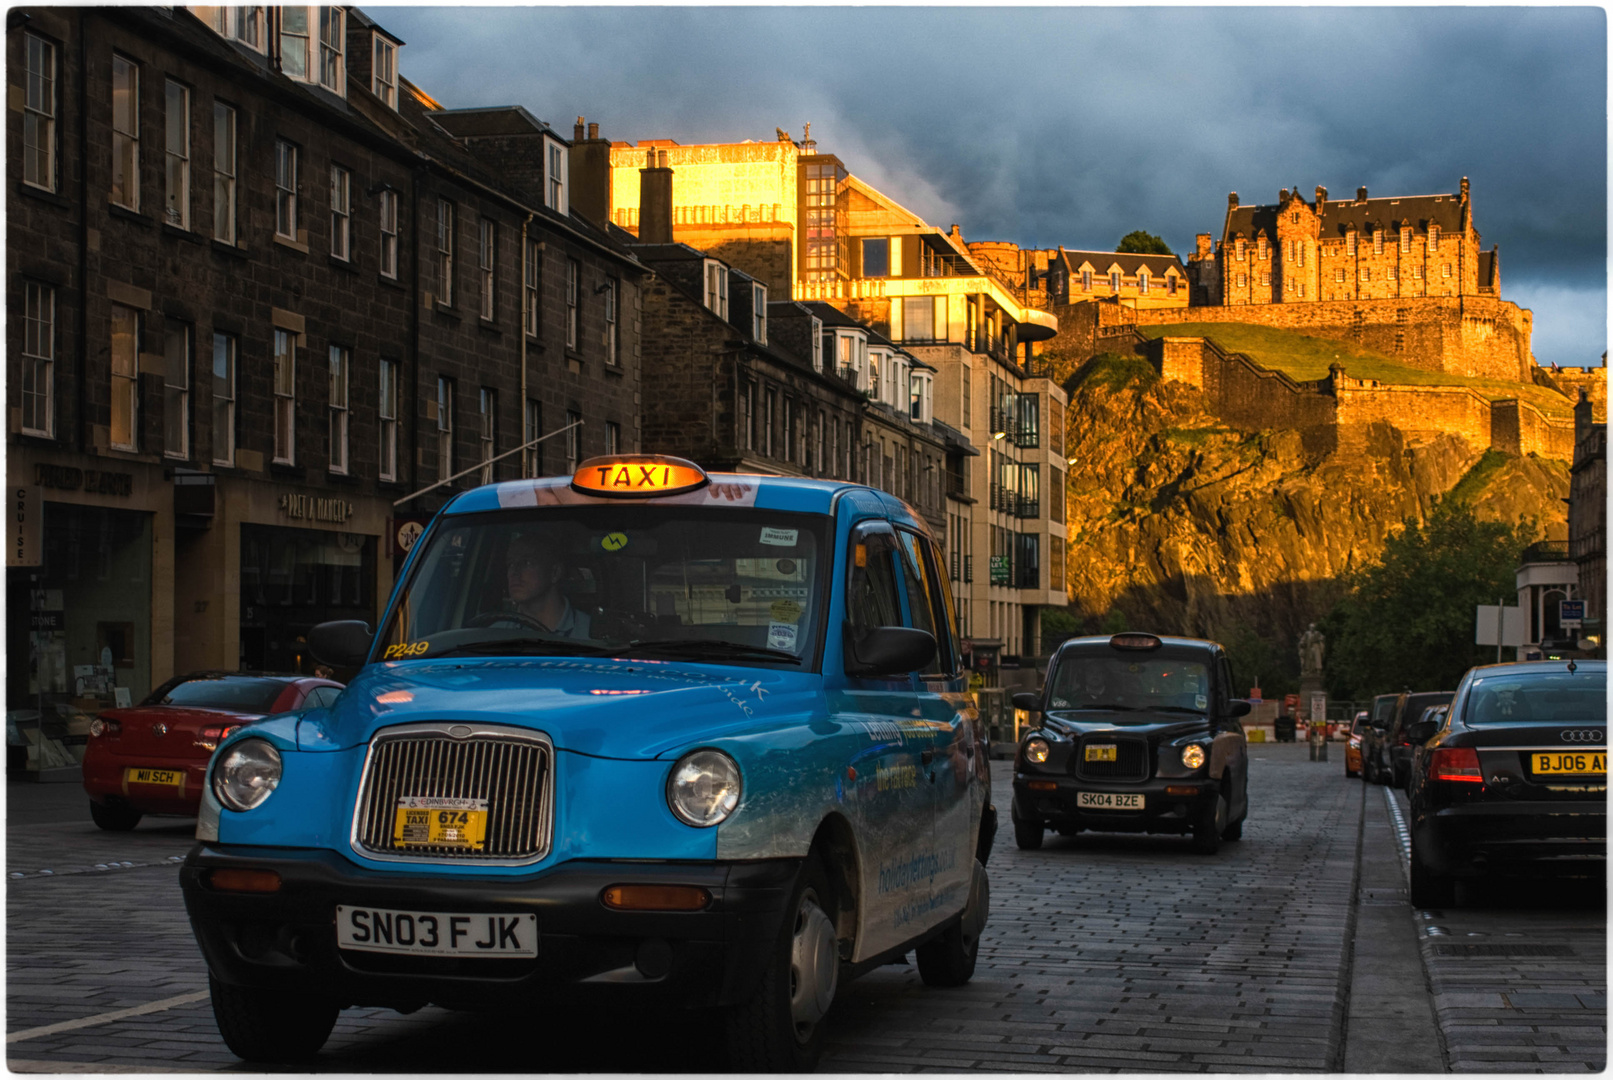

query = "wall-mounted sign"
[[391, 515, 432, 562], [989, 555, 1010, 585], [9, 485, 42, 567], [279, 493, 353, 524], [34, 464, 133, 496]]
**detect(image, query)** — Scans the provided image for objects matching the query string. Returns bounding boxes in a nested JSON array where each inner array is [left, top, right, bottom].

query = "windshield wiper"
[[429, 636, 617, 659], [607, 638, 802, 665], [1060, 703, 1138, 712], [1150, 705, 1207, 715]]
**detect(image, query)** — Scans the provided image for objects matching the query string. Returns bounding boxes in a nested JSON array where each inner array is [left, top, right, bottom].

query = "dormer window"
[[275, 8, 343, 95], [910, 369, 933, 424], [868, 349, 883, 401], [1138, 270, 1149, 293], [280, 7, 311, 79], [704, 260, 728, 319], [372, 34, 398, 109], [317, 8, 344, 92], [1373, 228, 1384, 255], [1081, 269, 1092, 291], [544, 137, 568, 213], [1428, 224, 1439, 253], [1235, 237, 1246, 261], [751, 283, 767, 343], [208, 7, 265, 51], [1400, 226, 1412, 253], [1109, 270, 1121, 292], [1346, 230, 1357, 256], [1257, 236, 1267, 260]]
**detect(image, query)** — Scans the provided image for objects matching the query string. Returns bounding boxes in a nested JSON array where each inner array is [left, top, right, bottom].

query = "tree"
[[1321, 500, 1535, 700], [1116, 231, 1174, 256]]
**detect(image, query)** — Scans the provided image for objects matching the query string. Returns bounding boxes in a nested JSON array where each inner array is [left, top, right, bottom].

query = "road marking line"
[[1383, 787, 1411, 881], [7, 990, 210, 1043], [7, 1060, 194, 1073]]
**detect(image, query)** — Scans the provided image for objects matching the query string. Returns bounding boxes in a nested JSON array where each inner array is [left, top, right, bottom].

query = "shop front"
[[239, 523, 376, 674]]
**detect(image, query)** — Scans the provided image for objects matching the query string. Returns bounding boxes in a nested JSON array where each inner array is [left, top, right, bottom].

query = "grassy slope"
[[1135, 322, 1572, 418]]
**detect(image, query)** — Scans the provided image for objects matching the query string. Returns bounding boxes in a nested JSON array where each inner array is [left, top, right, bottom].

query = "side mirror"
[[1227, 699, 1252, 718], [1011, 691, 1041, 712], [844, 626, 935, 678], [1407, 719, 1439, 744], [309, 620, 374, 668]]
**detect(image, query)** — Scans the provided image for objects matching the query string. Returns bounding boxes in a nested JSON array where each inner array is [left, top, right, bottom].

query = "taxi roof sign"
[[572, 455, 709, 499], [1109, 633, 1163, 651]]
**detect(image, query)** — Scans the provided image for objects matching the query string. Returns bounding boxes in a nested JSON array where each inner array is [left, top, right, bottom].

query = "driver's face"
[[506, 548, 558, 603]]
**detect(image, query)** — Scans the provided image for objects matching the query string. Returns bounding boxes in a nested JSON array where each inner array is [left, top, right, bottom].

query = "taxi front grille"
[[1074, 737, 1151, 782], [353, 725, 553, 864]]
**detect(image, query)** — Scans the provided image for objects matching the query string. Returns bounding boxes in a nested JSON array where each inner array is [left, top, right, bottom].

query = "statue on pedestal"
[[1299, 623, 1325, 678]]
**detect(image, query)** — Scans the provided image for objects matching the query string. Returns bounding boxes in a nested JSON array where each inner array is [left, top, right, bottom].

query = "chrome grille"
[[1074, 736, 1151, 782], [352, 724, 553, 864]]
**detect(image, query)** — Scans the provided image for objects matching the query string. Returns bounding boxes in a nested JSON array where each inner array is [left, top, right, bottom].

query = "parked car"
[[1010, 632, 1251, 855], [1407, 704, 1450, 780], [1407, 660, 1606, 907], [1380, 691, 1456, 788], [1345, 711, 1368, 777], [179, 456, 994, 1071], [82, 672, 344, 830], [1359, 692, 1401, 784]]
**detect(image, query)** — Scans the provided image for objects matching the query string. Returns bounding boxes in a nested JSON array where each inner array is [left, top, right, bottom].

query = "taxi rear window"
[[1464, 671, 1607, 725]]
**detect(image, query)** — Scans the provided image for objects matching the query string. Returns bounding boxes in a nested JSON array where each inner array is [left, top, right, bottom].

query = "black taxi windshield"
[[1047, 654, 1212, 721], [377, 507, 828, 669]]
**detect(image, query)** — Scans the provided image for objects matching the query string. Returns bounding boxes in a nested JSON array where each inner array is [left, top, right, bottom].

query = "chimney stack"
[[574, 116, 585, 142], [1228, 192, 1239, 209], [639, 149, 674, 244], [1195, 233, 1213, 256], [568, 118, 612, 229], [1279, 188, 1289, 203], [1356, 186, 1368, 204], [1315, 185, 1327, 206], [1460, 176, 1470, 201]]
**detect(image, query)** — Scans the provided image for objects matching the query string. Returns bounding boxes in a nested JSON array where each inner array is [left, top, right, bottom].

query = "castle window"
[[1236, 273, 1246, 288], [1299, 243, 1306, 267], [1346, 231, 1357, 256], [1360, 268, 1371, 282], [1388, 267, 1398, 281], [1401, 228, 1412, 253], [1109, 270, 1120, 292], [1257, 237, 1267, 260], [1442, 263, 1452, 278], [1414, 265, 1423, 280], [1168, 275, 1177, 296], [1291, 212, 1299, 224], [1235, 238, 1245, 261], [1138, 270, 1149, 293], [1373, 229, 1383, 255], [1335, 268, 1345, 283], [1081, 269, 1091, 291], [1298, 283, 1306, 298], [1260, 272, 1271, 287], [1428, 224, 1439, 253]]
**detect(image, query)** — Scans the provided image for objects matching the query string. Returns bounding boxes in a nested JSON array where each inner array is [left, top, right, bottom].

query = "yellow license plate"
[[1085, 745, 1118, 763], [393, 798, 489, 850], [126, 767, 184, 787], [1531, 752, 1606, 776]]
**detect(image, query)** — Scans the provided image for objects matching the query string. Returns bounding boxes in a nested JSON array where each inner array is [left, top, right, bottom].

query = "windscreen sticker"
[[759, 527, 799, 547], [1196, 694, 1209, 710], [766, 622, 798, 651], [383, 641, 431, 660], [600, 531, 629, 552], [770, 599, 803, 623]]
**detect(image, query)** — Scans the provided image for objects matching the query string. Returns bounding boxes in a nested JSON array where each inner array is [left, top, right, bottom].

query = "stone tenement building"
[[5, 5, 644, 765]]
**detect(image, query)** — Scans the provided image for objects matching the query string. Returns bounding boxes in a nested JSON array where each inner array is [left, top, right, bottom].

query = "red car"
[[82, 672, 343, 831]]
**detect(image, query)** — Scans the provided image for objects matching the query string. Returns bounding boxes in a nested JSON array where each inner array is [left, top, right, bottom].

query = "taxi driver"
[[499, 534, 592, 639]]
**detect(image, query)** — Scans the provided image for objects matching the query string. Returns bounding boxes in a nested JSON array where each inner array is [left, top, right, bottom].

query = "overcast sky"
[[371, 5, 1607, 368]]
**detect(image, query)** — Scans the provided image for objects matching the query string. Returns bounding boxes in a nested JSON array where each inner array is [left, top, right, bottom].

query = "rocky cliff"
[[1059, 356, 1569, 687]]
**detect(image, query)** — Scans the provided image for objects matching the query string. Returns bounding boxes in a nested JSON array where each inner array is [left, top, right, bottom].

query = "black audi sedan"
[[1010, 633, 1250, 855], [1407, 660, 1606, 907]]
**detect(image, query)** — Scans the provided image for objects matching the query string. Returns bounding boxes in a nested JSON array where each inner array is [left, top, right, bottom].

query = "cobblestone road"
[[6, 743, 1604, 1072]]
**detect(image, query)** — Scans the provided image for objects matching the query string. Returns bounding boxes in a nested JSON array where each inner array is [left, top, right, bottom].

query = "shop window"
[[238, 524, 375, 674], [212, 332, 236, 466], [110, 304, 139, 451], [213, 103, 236, 243], [20, 282, 54, 438], [111, 55, 139, 210], [23, 32, 57, 192], [164, 320, 191, 459], [328, 346, 349, 474], [378, 358, 397, 481], [272, 329, 297, 464]]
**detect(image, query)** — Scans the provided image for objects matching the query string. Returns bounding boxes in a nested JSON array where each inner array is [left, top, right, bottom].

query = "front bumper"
[[1413, 800, 1607, 878], [1011, 773, 1222, 835], [180, 843, 799, 1011]]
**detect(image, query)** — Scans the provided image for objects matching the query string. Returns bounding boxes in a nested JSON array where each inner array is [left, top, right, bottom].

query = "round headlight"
[[1181, 744, 1207, 770], [212, 738, 283, 812], [1025, 737, 1051, 764], [667, 750, 741, 828]]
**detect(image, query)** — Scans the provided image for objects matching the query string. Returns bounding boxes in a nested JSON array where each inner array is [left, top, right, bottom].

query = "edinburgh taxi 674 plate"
[[1531, 751, 1606, 776], [1077, 792, 1145, 810], [336, 906, 538, 957]]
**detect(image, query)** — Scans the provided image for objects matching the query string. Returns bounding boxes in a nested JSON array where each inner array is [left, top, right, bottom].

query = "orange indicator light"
[[1027, 780, 1058, 791], [207, 869, 282, 893], [572, 455, 708, 498], [601, 884, 712, 911]]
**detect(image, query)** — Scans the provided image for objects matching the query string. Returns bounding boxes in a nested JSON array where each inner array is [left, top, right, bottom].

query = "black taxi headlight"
[[1181, 744, 1207, 770], [212, 738, 283, 812], [1025, 738, 1051, 765], [667, 750, 741, 828]]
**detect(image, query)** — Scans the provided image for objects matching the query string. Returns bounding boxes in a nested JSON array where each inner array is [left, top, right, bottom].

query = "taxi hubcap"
[[788, 889, 838, 1039]]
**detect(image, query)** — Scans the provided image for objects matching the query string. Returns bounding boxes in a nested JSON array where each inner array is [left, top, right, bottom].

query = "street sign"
[[1309, 692, 1327, 725], [1559, 599, 1585, 629], [1475, 605, 1527, 647], [8, 485, 42, 567]]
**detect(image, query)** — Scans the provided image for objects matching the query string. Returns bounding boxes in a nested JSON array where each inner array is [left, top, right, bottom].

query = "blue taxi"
[[179, 456, 994, 1072]]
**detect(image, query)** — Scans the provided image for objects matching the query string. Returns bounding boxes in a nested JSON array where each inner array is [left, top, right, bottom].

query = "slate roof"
[[1055, 250, 1186, 276], [1224, 191, 1467, 244], [428, 106, 559, 141]]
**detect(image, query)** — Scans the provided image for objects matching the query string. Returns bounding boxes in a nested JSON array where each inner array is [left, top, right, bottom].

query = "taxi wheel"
[[89, 800, 141, 832], [209, 975, 338, 1063], [1011, 809, 1043, 850], [1409, 843, 1458, 909], [916, 859, 987, 987], [1191, 794, 1227, 855], [725, 858, 838, 1072]]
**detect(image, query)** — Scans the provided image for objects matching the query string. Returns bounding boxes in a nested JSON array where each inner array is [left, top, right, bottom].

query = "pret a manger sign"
[[571, 455, 709, 498]]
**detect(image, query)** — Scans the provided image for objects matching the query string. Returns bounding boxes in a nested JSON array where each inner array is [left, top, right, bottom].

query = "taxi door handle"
[[920, 749, 936, 765]]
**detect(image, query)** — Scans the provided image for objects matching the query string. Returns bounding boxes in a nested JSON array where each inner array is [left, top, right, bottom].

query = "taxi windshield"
[[378, 507, 828, 669], [1047, 654, 1212, 720], [1464, 670, 1607, 725]]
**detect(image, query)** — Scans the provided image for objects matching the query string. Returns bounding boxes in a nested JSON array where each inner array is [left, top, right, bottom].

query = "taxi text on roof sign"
[[571, 455, 709, 499]]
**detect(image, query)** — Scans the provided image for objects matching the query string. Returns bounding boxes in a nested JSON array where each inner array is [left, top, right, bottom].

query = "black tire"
[[1011, 808, 1043, 851], [1191, 793, 1228, 855], [724, 857, 839, 1072], [89, 800, 142, 832], [209, 975, 338, 1062], [1221, 816, 1243, 841], [916, 859, 987, 987], [1409, 843, 1458, 909]]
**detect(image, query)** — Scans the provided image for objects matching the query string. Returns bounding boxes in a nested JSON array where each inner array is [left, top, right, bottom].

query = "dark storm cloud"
[[372, 6, 1606, 365]]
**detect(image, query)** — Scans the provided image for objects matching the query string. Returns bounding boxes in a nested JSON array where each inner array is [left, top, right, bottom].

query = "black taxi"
[[1011, 633, 1251, 854]]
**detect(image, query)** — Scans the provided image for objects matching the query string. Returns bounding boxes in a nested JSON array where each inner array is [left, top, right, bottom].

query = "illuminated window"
[[23, 33, 56, 192], [111, 55, 139, 210]]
